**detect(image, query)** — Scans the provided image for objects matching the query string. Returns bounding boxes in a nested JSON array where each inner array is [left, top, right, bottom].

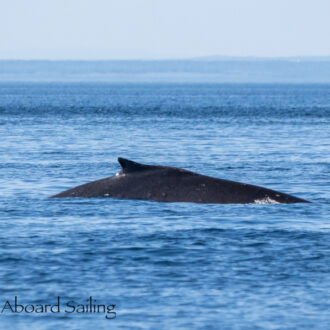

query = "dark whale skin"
[[50, 158, 310, 204]]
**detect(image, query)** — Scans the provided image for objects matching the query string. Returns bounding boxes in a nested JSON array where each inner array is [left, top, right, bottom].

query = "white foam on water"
[[254, 197, 280, 204]]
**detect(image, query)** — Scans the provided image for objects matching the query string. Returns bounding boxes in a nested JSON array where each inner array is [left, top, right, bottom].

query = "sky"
[[1, 0, 330, 60]]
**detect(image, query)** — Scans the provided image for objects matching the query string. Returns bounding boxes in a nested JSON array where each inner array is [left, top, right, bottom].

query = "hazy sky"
[[1, 0, 330, 60]]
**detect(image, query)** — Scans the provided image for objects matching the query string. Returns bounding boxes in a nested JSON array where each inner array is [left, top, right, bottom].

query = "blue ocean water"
[[0, 82, 329, 329]]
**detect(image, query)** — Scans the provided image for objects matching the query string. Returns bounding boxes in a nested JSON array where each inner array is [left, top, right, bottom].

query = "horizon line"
[[1, 55, 330, 62]]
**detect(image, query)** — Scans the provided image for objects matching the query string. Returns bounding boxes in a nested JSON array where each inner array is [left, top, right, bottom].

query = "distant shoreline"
[[1, 59, 330, 83]]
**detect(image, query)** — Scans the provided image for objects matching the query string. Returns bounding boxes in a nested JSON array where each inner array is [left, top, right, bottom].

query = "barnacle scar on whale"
[[50, 157, 310, 204]]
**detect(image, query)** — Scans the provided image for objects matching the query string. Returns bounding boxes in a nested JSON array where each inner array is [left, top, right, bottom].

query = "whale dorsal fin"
[[118, 157, 149, 173]]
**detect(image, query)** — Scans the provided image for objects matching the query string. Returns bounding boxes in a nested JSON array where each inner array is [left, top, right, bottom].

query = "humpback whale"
[[51, 157, 309, 204]]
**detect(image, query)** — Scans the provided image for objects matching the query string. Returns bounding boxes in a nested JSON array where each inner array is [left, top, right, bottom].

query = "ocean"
[[0, 62, 329, 329]]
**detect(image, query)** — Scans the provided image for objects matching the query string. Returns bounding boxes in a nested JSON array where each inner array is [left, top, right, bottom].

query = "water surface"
[[0, 82, 329, 329]]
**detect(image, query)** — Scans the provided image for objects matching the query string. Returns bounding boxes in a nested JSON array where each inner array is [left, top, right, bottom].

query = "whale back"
[[51, 157, 309, 203]]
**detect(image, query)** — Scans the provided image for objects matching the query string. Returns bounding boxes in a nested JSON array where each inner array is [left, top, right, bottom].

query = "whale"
[[50, 157, 309, 204]]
